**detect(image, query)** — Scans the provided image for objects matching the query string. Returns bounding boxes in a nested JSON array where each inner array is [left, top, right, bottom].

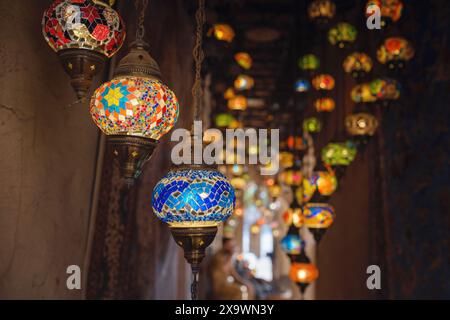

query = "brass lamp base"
[[58, 48, 105, 99], [308, 227, 327, 244], [170, 226, 218, 300], [108, 135, 158, 184]]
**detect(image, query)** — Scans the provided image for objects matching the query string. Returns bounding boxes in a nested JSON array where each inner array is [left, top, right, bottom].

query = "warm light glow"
[[308, 0, 336, 20], [370, 78, 401, 100], [366, 0, 403, 23], [345, 113, 379, 136], [303, 203, 335, 229], [289, 263, 319, 284], [210, 24, 235, 43], [343, 52, 373, 76], [228, 95, 248, 111], [234, 52, 253, 69], [234, 75, 254, 91], [279, 152, 295, 168], [279, 169, 303, 187], [223, 87, 236, 100], [312, 74, 335, 90], [315, 97, 336, 112]]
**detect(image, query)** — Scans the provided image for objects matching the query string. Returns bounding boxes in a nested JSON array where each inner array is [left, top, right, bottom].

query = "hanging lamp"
[[42, 0, 126, 99], [289, 250, 319, 297], [90, 0, 179, 184], [151, 0, 236, 300]]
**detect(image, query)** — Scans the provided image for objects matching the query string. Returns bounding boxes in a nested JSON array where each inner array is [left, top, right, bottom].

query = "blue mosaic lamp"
[[281, 233, 305, 257]]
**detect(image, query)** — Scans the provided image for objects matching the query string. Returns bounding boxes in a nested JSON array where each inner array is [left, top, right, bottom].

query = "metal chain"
[[134, 0, 149, 40], [191, 0, 206, 124], [191, 269, 199, 300]]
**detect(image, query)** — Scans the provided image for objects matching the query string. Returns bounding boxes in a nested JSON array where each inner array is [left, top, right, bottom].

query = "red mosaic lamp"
[[42, 0, 126, 99]]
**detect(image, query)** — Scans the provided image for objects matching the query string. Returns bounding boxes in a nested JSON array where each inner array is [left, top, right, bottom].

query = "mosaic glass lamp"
[[312, 74, 335, 91], [311, 170, 338, 197], [209, 23, 235, 43], [234, 75, 254, 91], [42, 0, 126, 99], [279, 168, 303, 187], [366, 0, 403, 27], [279, 151, 295, 169], [343, 52, 373, 79], [377, 37, 415, 70], [223, 87, 236, 100], [90, 41, 179, 182], [345, 112, 379, 138], [289, 251, 319, 296], [152, 162, 236, 279], [328, 22, 357, 48], [322, 141, 357, 167], [351, 83, 377, 103], [303, 117, 322, 134], [298, 54, 320, 71], [294, 79, 311, 93], [315, 98, 336, 112], [282, 208, 304, 228], [304, 202, 335, 243], [228, 95, 247, 111], [281, 233, 305, 256], [308, 0, 336, 26], [234, 52, 253, 70], [370, 78, 401, 106], [287, 135, 307, 151]]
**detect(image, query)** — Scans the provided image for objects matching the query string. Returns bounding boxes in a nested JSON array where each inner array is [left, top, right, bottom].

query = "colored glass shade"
[[311, 171, 338, 196], [343, 52, 373, 74], [234, 52, 253, 69], [230, 176, 246, 190], [279, 169, 303, 187], [312, 74, 335, 90], [315, 98, 336, 112], [223, 87, 235, 100], [281, 234, 305, 255], [90, 77, 179, 140], [322, 141, 357, 166], [210, 23, 235, 42], [351, 83, 377, 103], [308, 0, 336, 20], [298, 54, 320, 71], [296, 178, 316, 204], [289, 262, 319, 284], [152, 169, 236, 228], [42, 0, 125, 58], [283, 208, 304, 228], [366, 0, 403, 23], [294, 79, 311, 93], [377, 37, 415, 64], [234, 75, 254, 91], [287, 136, 307, 151], [279, 152, 295, 168], [214, 113, 236, 128], [228, 95, 247, 111], [345, 112, 379, 136], [370, 78, 401, 100], [303, 117, 322, 133], [303, 203, 335, 229], [328, 23, 357, 48], [268, 183, 282, 199]]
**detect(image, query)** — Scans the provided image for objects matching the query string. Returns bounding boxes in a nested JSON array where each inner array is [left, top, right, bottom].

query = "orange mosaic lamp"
[[234, 75, 254, 91], [234, 52, 253, 70], [366, 0, 403, 27], [289, 251, 319, 295], [303, 203, 335, 243], [315, 97, 336, 112], [90, 41, 179, 182], [343, 52, 373, 79], [312, 74, 335, 90], [209, 23, 235, 43]]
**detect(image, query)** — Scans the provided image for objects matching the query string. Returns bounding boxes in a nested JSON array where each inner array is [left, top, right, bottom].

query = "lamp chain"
[[134, 0, 149, 41], [191, 0, 206, 132]]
